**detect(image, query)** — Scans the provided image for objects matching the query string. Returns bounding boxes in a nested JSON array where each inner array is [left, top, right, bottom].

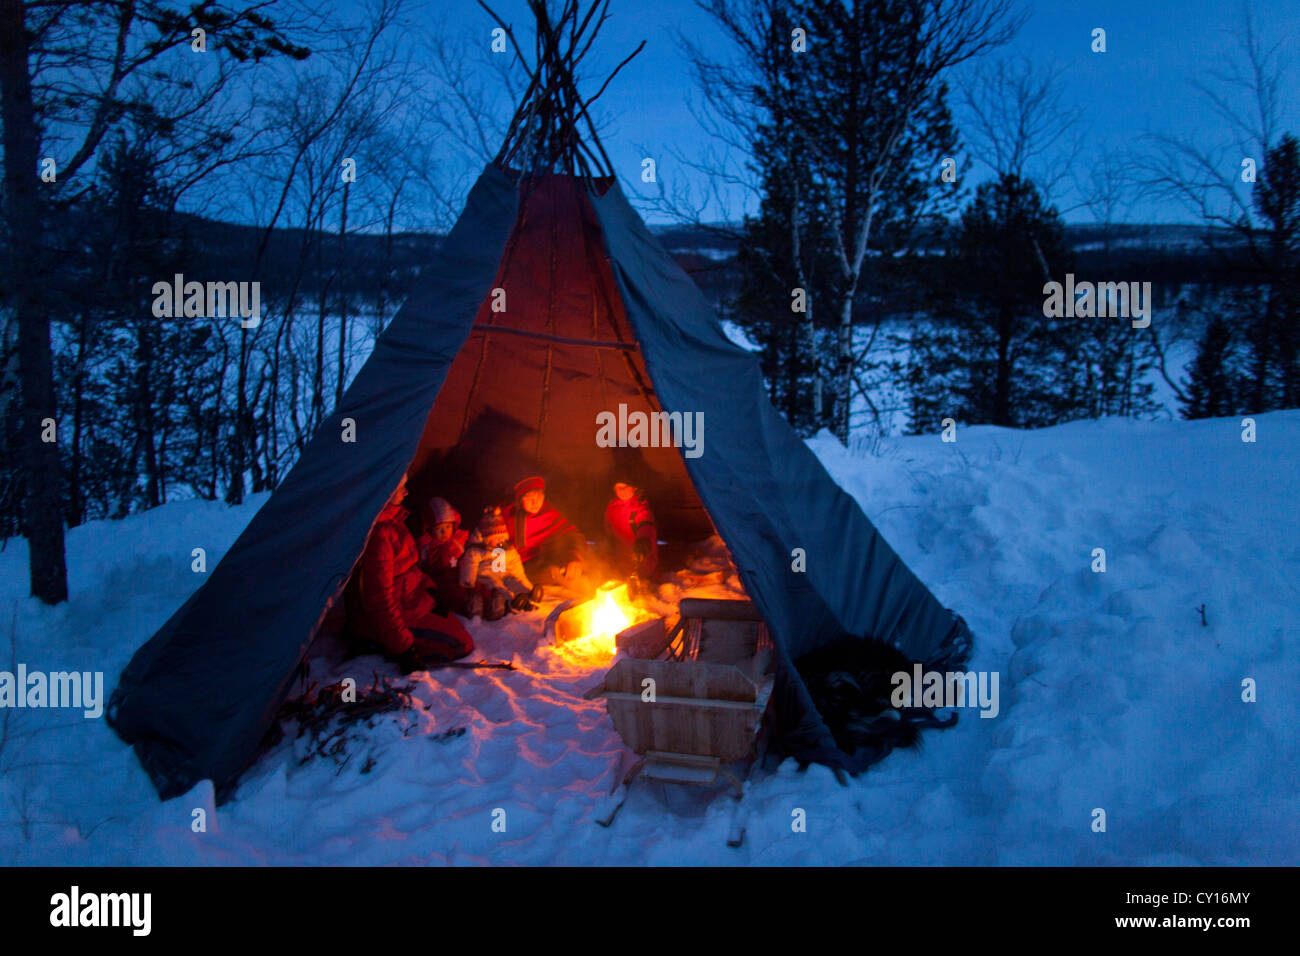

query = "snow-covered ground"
[[1, 411, 1296, 865]]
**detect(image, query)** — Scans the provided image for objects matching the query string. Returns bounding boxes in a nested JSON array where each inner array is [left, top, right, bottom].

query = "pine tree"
[[910, 174, 1077, 430], [1248, 133, 1300, 410], [1182, 313, 1244, 419]]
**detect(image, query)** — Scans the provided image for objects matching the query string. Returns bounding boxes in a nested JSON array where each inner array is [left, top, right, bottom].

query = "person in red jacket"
[[417, 496, 470, 614], [604, 480, 658, 580], [348, 482, 474, 671], [503, 475, 587, 585]]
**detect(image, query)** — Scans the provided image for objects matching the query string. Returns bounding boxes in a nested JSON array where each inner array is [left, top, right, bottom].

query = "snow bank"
[[2, 412, 1296, 865]]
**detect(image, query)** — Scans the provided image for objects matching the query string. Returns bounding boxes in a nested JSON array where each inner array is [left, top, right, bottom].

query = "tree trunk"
[[789, 176, 822, 431], [336, 178, 350, 405], [1252, 282, 1275, 413], [994, 303, 1013, 426], [0, 0, 67, 602], [137, 322, 161, 509], [210, 331, 229, 500], [225, 335, 249, 505], [803, 300, 821, 429], [834, 290, 855, 442], [67, 313, 88, 528], [378, 186, 400, 339], [313, 278, 327, 430]]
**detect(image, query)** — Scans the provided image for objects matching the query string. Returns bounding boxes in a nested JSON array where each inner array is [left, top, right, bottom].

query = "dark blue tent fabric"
[[590, 183, 971, 766], [108, 167, 519, 798], [108, 165, 969, 798]]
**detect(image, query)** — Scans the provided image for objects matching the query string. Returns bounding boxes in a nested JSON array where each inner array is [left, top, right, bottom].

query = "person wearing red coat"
[[348, 485, 474, 670], [605, 481, 658, 580], [417, 496, 470, 614], [502, 475, 587, 584]]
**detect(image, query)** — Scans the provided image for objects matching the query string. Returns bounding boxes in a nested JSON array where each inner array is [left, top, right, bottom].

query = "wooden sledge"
[[587, 598, 774, 845]]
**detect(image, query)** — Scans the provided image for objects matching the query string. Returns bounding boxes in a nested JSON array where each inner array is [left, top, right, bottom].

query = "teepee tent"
[[108, 0, 971, 800]]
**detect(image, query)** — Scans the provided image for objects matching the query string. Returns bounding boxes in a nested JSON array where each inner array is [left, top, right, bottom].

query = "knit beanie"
[[514, 475, 545, 498], [479, 506, 509, 538], [427, 497, 460, 527]]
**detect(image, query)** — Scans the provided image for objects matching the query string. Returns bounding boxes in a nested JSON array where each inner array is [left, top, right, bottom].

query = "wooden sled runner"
[[587, 598, 774, 845]]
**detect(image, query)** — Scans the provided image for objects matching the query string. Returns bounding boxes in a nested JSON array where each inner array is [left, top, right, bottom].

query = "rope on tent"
[[467, 323, 637, 351]]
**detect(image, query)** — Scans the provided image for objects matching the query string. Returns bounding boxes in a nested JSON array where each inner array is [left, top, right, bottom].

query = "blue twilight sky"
[[336, 0, 1300, 224]]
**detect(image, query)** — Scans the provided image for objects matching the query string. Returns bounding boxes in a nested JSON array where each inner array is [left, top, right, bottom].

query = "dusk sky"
[[341, 0, 1300, 225]]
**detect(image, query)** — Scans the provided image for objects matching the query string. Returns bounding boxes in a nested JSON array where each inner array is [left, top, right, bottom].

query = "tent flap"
[[589, 180, 971, 767], [107, 166, 520, 798]]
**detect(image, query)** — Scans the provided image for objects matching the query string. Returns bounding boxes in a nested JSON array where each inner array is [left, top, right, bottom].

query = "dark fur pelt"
[[796, 635, 964, 774]]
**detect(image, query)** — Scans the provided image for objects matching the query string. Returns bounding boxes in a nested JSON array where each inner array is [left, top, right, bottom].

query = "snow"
[[666, 246, 735, 262], [721, 320, 761, 353], [2, 411, 1297, 865]]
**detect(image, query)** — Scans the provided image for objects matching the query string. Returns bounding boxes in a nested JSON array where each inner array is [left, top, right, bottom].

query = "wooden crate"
[[600, 656, 769, 763], [590, 599, 774, 790]]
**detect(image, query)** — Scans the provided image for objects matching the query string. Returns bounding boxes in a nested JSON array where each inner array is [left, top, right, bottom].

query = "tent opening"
[[313, 172, 741, 673]]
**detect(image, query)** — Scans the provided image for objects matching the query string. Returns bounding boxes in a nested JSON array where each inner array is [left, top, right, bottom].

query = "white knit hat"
[[427, 497, 460, 526]]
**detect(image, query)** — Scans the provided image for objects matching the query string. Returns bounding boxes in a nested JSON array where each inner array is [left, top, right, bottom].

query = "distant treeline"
[[668, 221, 1262, 315]]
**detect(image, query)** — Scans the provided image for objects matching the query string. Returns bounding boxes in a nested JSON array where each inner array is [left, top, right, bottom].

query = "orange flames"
[[555, 581, 643, 666]]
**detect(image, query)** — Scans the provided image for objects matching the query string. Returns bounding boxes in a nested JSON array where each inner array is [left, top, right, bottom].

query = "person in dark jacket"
[[604, 480, 658, 580], [502, 475, 588, 585], [348, 482, 474, 671]]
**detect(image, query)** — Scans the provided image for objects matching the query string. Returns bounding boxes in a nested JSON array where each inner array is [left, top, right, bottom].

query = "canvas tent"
[[107, 1, 972, 801]]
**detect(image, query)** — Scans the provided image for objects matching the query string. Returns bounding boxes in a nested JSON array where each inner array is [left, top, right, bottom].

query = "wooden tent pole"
[[482, 0, 634, 180]]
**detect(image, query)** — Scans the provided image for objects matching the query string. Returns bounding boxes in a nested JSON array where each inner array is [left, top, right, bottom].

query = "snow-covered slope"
[[2, 412, 1296, 865]]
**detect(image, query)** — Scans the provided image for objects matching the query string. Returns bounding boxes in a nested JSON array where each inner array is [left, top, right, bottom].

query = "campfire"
[[548, 581, 656, 666]]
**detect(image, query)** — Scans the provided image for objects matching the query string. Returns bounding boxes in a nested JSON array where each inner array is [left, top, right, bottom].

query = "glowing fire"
[[590, 586, 633, 645], [556, 581, 642, 666]]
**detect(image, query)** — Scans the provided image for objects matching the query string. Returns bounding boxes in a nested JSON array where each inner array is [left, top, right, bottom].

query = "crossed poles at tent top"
[[477, 0, 645, 180]]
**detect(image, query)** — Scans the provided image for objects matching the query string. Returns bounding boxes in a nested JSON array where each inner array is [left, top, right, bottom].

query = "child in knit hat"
[[418, 496, 470, 614], [503, 475, 587, 586], [459, 506, 542, 620]]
